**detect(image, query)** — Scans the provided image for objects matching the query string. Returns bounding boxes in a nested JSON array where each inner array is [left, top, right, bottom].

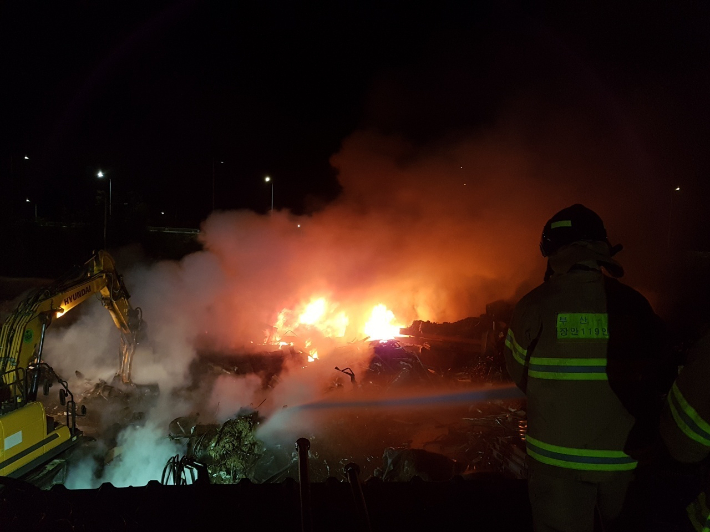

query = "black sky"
[[2, 1, 710, 232]]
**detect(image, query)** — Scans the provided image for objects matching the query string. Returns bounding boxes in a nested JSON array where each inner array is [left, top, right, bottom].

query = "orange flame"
[[363, 304, 403, 341], [268, 298, 404, 359], [299, 298, 326, 325]]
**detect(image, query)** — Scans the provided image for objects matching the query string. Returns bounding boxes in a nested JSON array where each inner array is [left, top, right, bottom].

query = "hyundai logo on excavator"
[[62, 285, 92, 308]]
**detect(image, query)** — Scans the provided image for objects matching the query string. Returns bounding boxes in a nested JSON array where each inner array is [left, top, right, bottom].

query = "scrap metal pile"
[[160, 300, 528, 485]]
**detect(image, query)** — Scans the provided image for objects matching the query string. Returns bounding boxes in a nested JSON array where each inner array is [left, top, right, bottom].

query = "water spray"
[[292, 383, 524, 412]]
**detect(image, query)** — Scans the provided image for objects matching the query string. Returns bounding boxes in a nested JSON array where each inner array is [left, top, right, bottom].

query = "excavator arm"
[[0, 250, 144, 388]]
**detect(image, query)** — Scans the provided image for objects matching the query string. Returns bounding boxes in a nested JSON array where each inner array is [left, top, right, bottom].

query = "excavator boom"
[[0, 250, 143, 386]]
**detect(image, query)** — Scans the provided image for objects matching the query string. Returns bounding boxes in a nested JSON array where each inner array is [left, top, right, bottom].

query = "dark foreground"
[[2, 474, 531, 532]]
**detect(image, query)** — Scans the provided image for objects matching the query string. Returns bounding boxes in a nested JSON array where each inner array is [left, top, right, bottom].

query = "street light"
[[265, 176, 273, 212]]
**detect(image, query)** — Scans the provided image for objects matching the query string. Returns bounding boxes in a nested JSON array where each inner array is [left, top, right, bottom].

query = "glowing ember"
[[364, 304, 403, 341]]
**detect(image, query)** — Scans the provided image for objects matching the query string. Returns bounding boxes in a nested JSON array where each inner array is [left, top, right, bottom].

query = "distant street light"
[[265, 176, 273, 212]]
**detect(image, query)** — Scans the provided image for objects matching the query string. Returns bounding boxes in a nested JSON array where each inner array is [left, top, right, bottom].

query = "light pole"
[[265, 176, 273, 212], [667, 186, 681, 250], [25, 198, 37, 222], [212, 159, 224, 211], [97, 170, 112, 215], [97, 170, 110, 249]]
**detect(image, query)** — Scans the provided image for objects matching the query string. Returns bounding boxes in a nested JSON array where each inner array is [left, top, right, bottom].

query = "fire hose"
[[161, 454, 209, 486]]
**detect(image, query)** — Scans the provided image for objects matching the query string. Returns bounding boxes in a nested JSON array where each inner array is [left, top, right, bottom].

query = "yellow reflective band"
[[527, 356, 608, 380], [669, 383, 710, 447], [528, 371, 608, 381], [505, 329, 527, 366], [525, 435, 637, 471], [526, 435, 633, 458], [557, 313, 609, 340], [551, 220, 572, 228], [526, 448, 637, 471], [529, 357, 607, 366]]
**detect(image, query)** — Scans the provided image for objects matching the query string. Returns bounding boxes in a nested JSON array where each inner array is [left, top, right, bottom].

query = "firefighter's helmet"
[[539, 204, 609, 257]]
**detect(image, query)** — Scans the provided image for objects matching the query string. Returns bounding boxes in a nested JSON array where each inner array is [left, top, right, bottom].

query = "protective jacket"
[[660, 332, 710, 531], [504, 242, 672, 481]]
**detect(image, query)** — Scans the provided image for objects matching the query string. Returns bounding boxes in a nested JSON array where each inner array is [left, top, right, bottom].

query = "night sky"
[[3, 1, 710, 233]]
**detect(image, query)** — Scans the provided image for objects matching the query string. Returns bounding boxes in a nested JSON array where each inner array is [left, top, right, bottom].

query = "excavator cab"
[[0, 364, 81, 481]]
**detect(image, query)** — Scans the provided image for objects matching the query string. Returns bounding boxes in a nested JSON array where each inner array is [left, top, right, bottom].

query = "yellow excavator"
[[0, 251, 144, 481]]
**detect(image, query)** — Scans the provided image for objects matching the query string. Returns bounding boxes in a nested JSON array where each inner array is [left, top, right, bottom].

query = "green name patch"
[[557, 313, 609, 340]]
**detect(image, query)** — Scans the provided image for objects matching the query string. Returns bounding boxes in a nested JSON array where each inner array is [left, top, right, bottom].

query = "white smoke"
[[44, 297, 119, 389], [208, 373, 264, 422], [64, 394, 192, 489], [65, 421, 185, 489]]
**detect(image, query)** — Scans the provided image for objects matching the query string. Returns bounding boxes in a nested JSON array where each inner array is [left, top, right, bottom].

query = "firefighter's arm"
[[504, 299, 539, 391]]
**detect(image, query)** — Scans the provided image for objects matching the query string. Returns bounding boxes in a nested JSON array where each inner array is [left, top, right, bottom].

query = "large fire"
[[268, 298, 403, 359]]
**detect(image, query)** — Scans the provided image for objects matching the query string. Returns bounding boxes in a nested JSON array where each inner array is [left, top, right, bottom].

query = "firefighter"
[[659, 331, 710, 531], [504, 204, 674, 532]]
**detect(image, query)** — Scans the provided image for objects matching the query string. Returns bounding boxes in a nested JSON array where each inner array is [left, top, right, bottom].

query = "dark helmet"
[[539, 204, 609, 257]]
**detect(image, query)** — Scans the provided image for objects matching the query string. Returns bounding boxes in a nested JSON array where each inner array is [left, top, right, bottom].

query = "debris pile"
[[152, 303, 527, 485], [184, 410, 265, 484]]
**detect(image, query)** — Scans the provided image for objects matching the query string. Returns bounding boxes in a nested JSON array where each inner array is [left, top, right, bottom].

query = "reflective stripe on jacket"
[[525, 434, 637, 471], [667, 382, 710, 448], [506, 329, 608, 380]]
